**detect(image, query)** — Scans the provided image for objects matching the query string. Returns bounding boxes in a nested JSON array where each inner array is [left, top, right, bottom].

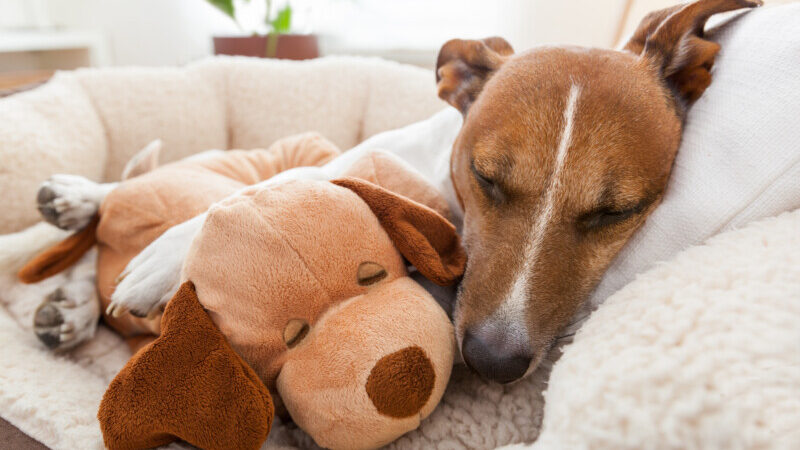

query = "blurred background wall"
[[0, 0, 795, 86]]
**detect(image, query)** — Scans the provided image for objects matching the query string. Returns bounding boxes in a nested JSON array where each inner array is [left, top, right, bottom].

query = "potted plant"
[[207, 0, 319, 60]]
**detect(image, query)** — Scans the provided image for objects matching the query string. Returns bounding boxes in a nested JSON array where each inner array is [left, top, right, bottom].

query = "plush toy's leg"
[[37, 174, 117, 231], [32, 249, 100, 351], [189, 132, 341, 184], [27, 175, 110, 351]]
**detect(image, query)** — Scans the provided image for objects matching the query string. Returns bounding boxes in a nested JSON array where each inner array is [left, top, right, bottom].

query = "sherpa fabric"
[[511, 207, 800, 450], [0, 75, 108, 235], [0, 56, 446, 234], [2, 207, 797, 450]]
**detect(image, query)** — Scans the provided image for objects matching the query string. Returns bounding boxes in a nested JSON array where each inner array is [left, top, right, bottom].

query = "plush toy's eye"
[[357, 262, 387, 286], [284, 319, 310, 348]]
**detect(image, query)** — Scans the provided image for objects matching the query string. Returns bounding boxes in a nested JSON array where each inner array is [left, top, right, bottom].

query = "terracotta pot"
[[213, 34, 319, 60]]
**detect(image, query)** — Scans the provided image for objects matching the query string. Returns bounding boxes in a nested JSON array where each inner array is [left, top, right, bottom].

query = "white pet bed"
[[2, 5, 800, 449]]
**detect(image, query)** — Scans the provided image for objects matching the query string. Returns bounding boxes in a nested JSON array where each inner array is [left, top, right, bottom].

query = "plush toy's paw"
[[108, 214, 203, 318], [37, 175, 111, 231], [34, 283, 100, 351]]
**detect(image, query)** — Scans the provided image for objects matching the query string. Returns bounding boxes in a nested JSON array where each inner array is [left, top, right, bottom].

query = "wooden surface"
[[0, 71, 53, 97], [0, 417, 48, 450]]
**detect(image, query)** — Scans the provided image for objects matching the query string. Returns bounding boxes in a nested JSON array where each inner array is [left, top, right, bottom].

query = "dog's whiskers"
[[555, 332, 576, 341], [566, 313, 590, 328]]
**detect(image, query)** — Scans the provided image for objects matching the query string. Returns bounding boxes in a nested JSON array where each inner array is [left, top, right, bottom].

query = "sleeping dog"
[[10, 0, 761, 384]]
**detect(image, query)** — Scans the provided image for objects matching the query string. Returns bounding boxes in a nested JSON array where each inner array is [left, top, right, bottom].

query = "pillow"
[[589, 4, 800, 307]]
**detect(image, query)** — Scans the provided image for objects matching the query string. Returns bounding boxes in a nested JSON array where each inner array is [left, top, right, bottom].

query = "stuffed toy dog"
[[19, 134, 464, 449]]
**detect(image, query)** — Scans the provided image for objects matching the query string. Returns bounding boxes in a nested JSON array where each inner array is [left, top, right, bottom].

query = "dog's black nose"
[[461, 329, 532, 384]]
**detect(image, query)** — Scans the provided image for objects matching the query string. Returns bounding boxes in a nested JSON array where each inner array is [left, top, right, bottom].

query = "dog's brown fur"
[[436, 0, 762, 382]]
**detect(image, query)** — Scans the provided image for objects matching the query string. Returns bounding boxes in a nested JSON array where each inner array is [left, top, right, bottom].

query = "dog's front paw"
[[34, 285, 100, 352], [37, 175, 105, 230]]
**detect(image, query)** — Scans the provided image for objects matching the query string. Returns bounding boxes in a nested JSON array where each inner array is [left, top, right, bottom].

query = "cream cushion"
[[0, 56, 445, 233]]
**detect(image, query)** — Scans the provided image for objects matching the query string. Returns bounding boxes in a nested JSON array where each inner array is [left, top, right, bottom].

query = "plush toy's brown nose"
[[365, 346, 435, 418]]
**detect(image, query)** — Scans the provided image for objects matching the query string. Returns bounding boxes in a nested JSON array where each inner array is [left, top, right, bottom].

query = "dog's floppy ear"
[[18, 216, 99, 284], [98, 281, 274, 450], [332, 177, 466, 286], [624, 0, 762, 104], [436, 37, 514, 114]]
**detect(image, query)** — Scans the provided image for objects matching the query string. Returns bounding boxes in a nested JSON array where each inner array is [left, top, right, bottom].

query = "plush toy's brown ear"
[[332, 177, 466, 286], [436, 37, 514, 114], [624, 0, 761, 105], [18, 216, 99, 284], [98, 281, 274, 450]]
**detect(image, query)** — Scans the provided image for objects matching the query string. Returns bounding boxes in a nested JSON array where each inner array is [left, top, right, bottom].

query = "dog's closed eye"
[[471, 161, 505, 203], [578, 205, 644, 231]]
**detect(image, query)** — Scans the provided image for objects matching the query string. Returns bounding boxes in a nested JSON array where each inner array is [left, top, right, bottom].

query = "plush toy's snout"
[[366, 345, 436, 419], [277, 278, 454, 450]]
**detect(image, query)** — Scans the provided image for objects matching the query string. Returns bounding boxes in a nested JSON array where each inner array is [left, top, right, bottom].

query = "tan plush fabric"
[[0, 56, 446, 234], [275, 278, 453, 450], [95, 133, 340, 337], [183, 176, 458, 449], [86, 136, 461, 449], [16, 131, 459, 448], [342, 151, 453, 223]]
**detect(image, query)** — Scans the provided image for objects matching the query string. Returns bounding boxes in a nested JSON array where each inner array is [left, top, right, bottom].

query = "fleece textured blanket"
[[525, 208, 800, 449], [2, 207, 798, 449]]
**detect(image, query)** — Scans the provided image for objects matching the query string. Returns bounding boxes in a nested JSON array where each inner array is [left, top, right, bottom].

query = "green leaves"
[[206, 0, 235, 20], [204, 0, 292, 34], [269, 4, 292, 34]]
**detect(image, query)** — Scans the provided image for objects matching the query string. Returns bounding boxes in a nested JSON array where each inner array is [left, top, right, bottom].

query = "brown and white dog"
[[4, 0, 761, 386], [434, 0, 761, 383]]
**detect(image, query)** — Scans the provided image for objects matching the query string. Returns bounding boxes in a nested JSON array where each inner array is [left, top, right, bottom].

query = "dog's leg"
[[32, 249, 100, 351], [37, 175, 117, 230]]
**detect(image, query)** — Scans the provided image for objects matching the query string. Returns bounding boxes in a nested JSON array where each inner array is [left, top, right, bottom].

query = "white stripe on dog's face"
[[494, 84, 581, 329]]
